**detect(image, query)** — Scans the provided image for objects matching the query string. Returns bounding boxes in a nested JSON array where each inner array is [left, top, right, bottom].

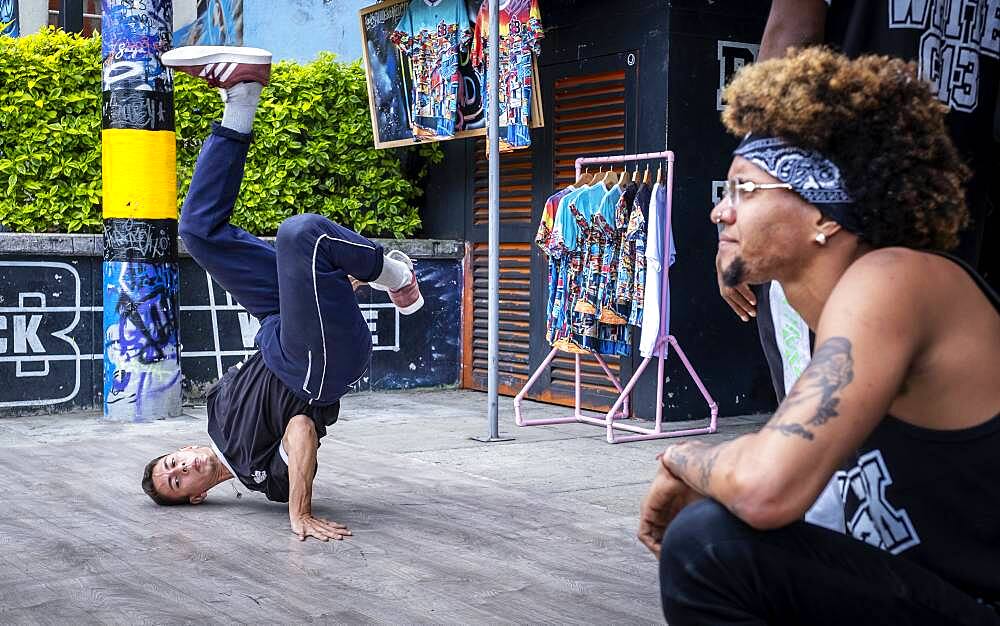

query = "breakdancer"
[[141, 46, 423, 542]]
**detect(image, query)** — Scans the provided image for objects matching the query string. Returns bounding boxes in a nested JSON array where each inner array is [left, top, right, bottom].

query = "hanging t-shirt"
[[597, 181, 639, 325], [567, 184, 610, 349], [576, 184, 622, 315], [614, 183, 652, 322], [535, 185, 572, 252], [638, 182, 677, 358], [538, 186, 574, 341], [391, 0, 470, 139], [581, 184, 631, 356], [547, 185, 590, 344], [470, 0, 544, 152]]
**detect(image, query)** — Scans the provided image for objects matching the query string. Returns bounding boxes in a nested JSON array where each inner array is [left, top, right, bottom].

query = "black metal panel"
[[58, 0, 83, 33], [429, 0, 781, 418], [644, 0, 776, 419]]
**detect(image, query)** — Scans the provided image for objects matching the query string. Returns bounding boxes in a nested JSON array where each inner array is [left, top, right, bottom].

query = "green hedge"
[[0, 27, 441, 237]]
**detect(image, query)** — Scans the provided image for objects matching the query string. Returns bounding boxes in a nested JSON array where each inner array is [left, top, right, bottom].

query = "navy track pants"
[[179, 123, 384, 405]]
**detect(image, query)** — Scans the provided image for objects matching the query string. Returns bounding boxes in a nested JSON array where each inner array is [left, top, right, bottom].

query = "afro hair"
[[722, 47, 969, 250]]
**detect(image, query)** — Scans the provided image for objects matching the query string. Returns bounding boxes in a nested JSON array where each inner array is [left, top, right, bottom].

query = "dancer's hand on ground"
[[638, 463, 703, 559], [291, 513, 353, 542], [717, 272, 756, 322]]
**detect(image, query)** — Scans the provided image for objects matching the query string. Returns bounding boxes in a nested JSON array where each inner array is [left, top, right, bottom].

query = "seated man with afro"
[[638, 47, 1000, 625]]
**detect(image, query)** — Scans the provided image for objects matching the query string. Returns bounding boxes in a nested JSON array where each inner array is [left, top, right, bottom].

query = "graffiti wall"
[[102, 0, 174, 96], [174, 0, 242, 47], [102, 260, 181, 416], [0, 254, 462, 416], [0, 0, 18, 37], [101, 0, 181, 421]]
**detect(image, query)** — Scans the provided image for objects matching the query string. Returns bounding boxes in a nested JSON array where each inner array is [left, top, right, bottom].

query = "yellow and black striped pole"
[[100, 0, 181, 420]]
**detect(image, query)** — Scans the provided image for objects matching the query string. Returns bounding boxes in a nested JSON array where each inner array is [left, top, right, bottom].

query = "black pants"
[[660, 500, 1000, 626]]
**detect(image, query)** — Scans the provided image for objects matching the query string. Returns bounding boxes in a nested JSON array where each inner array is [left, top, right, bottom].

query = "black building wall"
[[421, 0, 777, 420]]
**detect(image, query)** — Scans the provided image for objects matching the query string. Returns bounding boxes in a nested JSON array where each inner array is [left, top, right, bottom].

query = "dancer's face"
[[710, 156, 824, 286], [151, 446, 220, 504]]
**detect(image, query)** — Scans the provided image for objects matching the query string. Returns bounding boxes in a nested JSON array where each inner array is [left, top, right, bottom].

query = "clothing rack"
[[513, 151, 719, 443]]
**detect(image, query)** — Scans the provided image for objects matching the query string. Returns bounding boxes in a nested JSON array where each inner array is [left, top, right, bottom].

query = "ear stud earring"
[[815, 232, 827, 245]]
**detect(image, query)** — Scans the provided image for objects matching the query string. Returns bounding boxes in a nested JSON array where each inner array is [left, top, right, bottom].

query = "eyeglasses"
[[722, 178, 793, 207]]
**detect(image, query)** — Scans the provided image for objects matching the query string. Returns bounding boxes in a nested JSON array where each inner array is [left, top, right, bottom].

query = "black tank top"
[[835, 253, 1000, 602]]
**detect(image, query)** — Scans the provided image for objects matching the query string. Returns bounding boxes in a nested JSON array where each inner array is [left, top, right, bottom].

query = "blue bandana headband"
[[733, 134, 862, 234]]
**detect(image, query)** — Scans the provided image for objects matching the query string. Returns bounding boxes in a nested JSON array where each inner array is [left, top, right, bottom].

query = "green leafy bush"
[[0, 27, 441, 237], [0, 28, 103, 233]]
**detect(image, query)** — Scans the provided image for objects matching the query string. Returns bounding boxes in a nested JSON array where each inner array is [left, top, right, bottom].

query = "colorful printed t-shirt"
[[542, 182, 655, 355], [538, 186, 574, 339], [391, 0, 470, 139], [614, 184, 652, 323], [470, 0, 544, 152]]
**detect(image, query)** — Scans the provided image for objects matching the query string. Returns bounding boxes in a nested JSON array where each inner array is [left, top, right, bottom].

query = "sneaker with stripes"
[[162, 45, 272, 89]]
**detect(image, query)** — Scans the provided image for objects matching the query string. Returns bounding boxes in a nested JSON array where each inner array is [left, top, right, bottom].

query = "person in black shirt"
[[721, 0, 1000, 402], [640, 48, 1000, 624], [139, 46, 425, 542]]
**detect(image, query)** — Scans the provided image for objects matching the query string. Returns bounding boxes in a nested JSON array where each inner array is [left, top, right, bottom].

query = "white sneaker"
[[372, 250, 424, 315]]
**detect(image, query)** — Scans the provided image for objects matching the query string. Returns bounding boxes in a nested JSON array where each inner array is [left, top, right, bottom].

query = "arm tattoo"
[[664, 441, 729, 496], [766, 423, 815, 440], [667, 444, 691, 474], [696, 445, 723, 493], [764, 336, 855, 441]]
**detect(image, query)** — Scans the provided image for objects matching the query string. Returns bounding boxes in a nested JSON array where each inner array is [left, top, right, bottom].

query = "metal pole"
[[485, 0, 501, 439], [101, 0, 182, 421], [59, 0, 83, 33]]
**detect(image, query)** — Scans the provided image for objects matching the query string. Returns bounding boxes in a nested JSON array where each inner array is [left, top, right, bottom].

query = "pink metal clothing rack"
[[514, 151, 719, 443]]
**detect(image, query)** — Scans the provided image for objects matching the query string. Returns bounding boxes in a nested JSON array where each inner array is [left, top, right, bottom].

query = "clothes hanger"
[[656, 163, 663, 185], [601, 164, 619, 188], [631, 162, 641, 184], [618, 163, 630, 189], [575, 166, 593, 186], [642, 163, 651, 185]]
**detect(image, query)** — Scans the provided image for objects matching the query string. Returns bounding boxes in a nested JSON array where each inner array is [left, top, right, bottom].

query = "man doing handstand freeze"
[[140, 46, 424, 542]]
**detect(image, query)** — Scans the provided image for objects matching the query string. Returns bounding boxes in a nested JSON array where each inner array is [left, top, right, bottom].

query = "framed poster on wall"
[[359, 0, 543, 149]]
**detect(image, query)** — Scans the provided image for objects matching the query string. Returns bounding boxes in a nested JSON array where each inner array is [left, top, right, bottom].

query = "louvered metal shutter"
[[462, 144, 535, 395], [462, 56, 636, 411]]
